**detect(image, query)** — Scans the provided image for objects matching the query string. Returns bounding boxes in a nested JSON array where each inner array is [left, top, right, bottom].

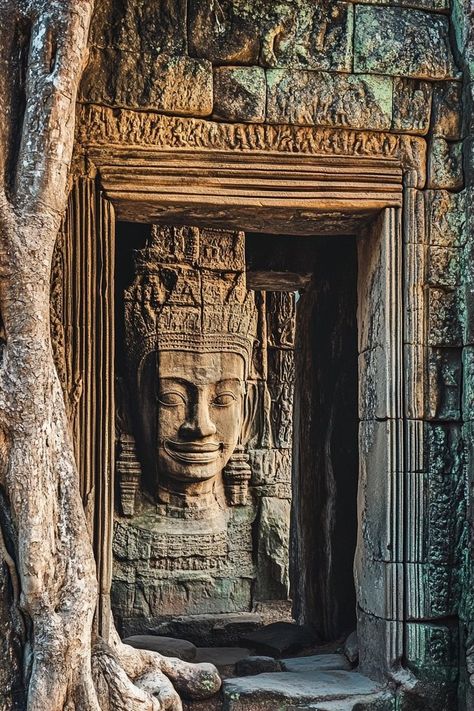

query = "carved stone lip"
[[164, 440, 221, 464]]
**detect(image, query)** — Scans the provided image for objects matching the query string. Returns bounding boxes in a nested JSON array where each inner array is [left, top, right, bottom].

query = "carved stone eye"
[[212, 392, 236, 407], [158, 391, 185, 406]]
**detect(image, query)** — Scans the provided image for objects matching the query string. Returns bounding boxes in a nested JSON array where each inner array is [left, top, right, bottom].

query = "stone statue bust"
[[121, 225, 257, 519]]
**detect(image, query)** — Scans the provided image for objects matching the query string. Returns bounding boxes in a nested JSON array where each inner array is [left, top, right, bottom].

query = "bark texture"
[[0, 2, 221, 709]]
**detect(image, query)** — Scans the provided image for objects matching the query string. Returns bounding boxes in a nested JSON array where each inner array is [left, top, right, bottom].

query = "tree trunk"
[[0, 2, 221, 709]]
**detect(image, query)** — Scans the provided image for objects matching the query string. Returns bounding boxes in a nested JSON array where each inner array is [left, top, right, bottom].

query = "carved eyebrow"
[[157, 377, 192, 388]]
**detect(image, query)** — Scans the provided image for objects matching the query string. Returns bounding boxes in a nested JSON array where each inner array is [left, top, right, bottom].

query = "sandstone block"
[[213, 67, 266, 123], [427, 347, 462, 421], [358, 420, 401, 562], [427, 138, 464, 190], [358, 346, 391, 420], [426, 190, 466, 248], [428, 246, 460, 289], [80, 49, 213, 116], [256, 497, 291, 599], [249, 449, 292, 486], [241, 622, 316, 656], [405, 621, 459, 683], [267, 70, 393, 130], [150, 612, 263, 647], [424, 423, 462, 478], [222, 670, 382, 710], [122, 635, 197, 661], [427, 287, 462, 346], [189, 0, 353, 72], [90, 0, 187, 55], [391, 78, 432, 135], [354, 7, 458, 79], [281, 654, 351, 673], [431, 82, 463, 139], [462, 347, 474, 420], [234, 656, 282, 676], [344, 631, 359, 665]]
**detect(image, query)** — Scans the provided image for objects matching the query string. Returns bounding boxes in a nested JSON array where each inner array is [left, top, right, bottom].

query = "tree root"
[[92, 633, 221, 711]]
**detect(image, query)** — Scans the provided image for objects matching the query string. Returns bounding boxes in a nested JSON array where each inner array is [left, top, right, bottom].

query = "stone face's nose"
[[179, 391, 217, 440]]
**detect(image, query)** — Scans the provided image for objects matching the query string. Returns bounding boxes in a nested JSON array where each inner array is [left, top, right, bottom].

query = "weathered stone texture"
[[392, 78, 432, 135], [256, 497, 291, 599], [90, 0, 188, 54], [428, 288, 462, 346], [213, 67, 266, 123], [431, 81, 463, 139], [267, 70, 393, 130], [189, 0, 353, 72], [406, 622, 459, 682], [81, 50, 213, 115], [354, 6, 458, 79], [427, 137, 464, 190], [426, 190, 466, 248], [427, 348, 462, 420]]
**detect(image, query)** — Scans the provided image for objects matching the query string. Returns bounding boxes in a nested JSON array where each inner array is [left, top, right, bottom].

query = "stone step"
[[222, 670, 392, 710], [281, 654, 351, 673]]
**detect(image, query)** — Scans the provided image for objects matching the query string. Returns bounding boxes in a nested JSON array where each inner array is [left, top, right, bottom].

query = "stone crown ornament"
[[124, 225, 258, 376]]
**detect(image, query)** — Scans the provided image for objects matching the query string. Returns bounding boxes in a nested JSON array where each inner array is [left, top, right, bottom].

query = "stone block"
[[407, 563, 459, 619], [90, 0, 188, 54], [356, 558, 403, 620], [213, 67, 266, 123], [404, 345, 425, 420], [222, 670, 382, 710], [392, 78, 432, 135], [426, 190, 466, 248], [462, 347, 474, 420], [427, 138, 464, 190], [428, 245, 460, 289], [266, 70, 393, 130], [235, 656, 282, 676], [405, 621, 459, 683], [241, 622, 316, 657], [358, 347, 391, 420], [189, 1, 353, 72], [427, 347, 462, 421], [427, 287, 462, 346], [405, 469, 463, 566], [354, 7, 458, 80], [122, 635, 197, 661], [150, 612, 263, 647], [358, 420, 402, 562], [282, 654, 351, 673], [424, 423, 462, 477], [357, 609, 402, 682], [80, 49, 213, 116], [431, 81, 463, 139], [249, 449, 292, 486], [256, 497, 291, 599]]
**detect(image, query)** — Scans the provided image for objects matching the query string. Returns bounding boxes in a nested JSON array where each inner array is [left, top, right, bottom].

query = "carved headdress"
[[124, 225, 258, 380]]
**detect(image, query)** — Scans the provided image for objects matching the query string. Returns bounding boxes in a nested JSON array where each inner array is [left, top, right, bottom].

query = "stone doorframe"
[[63, 106, 429, 681]]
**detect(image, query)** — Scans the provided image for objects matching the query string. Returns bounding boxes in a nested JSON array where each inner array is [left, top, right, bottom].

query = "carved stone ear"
[[241, 380, 259, 445]]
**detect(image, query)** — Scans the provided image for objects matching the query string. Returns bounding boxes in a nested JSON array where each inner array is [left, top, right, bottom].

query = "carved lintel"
[[116, 434, 142, 517]]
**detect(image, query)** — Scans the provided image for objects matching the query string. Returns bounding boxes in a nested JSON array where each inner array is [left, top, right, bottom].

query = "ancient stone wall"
[[60, 0, 474, 706]]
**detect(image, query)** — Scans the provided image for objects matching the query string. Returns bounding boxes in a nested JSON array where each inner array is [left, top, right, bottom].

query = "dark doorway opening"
[[246, 234, 359, 642]]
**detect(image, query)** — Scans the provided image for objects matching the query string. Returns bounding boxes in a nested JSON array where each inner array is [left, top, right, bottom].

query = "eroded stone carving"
[[123, 225, 258, 516]]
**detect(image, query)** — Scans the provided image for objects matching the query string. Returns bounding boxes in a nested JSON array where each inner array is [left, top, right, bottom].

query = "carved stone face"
[[156, 350, 245, 485]]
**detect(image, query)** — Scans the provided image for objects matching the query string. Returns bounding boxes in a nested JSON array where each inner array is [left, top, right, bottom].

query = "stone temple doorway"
[[109, 222, 359, 648], [56, 130, 443, 699]]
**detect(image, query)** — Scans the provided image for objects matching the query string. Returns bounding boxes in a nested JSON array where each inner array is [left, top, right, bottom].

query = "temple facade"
[[49, 0, 474, 707]]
